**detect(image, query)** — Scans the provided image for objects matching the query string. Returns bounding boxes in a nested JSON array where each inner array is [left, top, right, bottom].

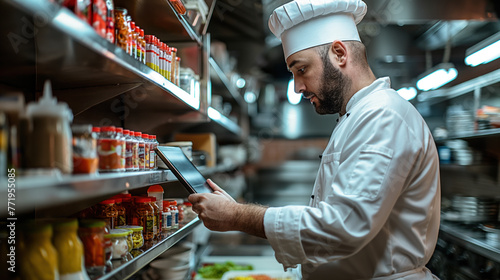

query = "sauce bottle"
[[24, 80, 73, 174]]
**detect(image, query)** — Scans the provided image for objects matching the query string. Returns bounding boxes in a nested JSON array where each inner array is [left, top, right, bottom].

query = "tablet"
[[155, 146, 213, 193]]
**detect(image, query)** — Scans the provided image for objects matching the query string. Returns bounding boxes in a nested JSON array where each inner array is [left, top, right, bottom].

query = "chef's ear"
[[330, 40, 347, 66]]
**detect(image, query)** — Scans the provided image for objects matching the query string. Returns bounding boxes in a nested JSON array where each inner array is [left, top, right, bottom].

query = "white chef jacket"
[[264, 77, 441, 280]]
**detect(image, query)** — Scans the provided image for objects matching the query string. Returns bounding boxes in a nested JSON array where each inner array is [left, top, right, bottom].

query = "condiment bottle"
[[145, 35, 155, 70], [175, 56, 182, 85], [139, 28, 147, 64], [19, 222, 59, 280], [126, 16, 135, 57], [130, 197, 154, 241], [114, 8, 128, 52], [162, 200, 172, 233], [148, 197, 161, 240], [142, 133, 150, 170], [116, 127, 126, 171], [129, 130, 139, 171], [78, 219, 106, 278], [72, 124, 98, 174], [135, 131, 146, 170], [25, 80, 73, 174], [170, 47, 177, 82], [123, 129, 133, 171], [130, 21, 139, 60], [158, 41, 166, 78], [52, 219, 90, 280], [94, 199, 118, 229], [168, 200, 179, 230], [98, 126, 122, 172], [165, 45, 172, 80], [105, 0, 115, 44], [149, 135, 158, 169]]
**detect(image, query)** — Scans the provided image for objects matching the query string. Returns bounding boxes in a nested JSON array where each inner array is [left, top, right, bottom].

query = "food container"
[[78, 219, 107, 276], [116, 225, 144, 249], [221, 270, 297, 280], [72, 124, 98, 174], [105, 229, 130, 260]]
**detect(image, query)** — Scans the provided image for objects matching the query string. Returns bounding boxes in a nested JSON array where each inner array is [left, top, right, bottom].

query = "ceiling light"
[[244, 91, 257, 103], [287, 79, 301, 105], [236, 78, 246, 88], [397, 87, 417, 101], [416, 63, 458, 91], [465, 31, 500, 67]]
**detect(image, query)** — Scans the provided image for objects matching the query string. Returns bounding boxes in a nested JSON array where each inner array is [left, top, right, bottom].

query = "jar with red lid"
[[114, 198, 126, 227], [78, 219, 106, 278], [142, 133, 151, 170], [116, 127, 126, 171], [105, 0, 115, 43], [114, 8, 128, 52], [149, 135, 159, 169], [129, 130, 139, 170], [123, 129, 133, 171], [148, 197, 162, 240], [130, 197, 154, 241], [98, 126, 122, 172], [135, 132, 146, 170], [94, 199, 118, 229]]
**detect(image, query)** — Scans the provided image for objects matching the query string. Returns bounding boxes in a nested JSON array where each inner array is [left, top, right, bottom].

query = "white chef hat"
[[268, 0, 367, 59]]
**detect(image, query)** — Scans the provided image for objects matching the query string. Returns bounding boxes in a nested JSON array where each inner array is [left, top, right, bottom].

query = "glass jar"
[[142, 133, 150, 170], [123, 129, 133, 171], [98, 126, 122, 172], [121, 229, 133, 253], [78, 219, 107, 277], [149, 197, 162, 240], [130, 197, 154, 241], [105, 229, 130, 260], [168, 200, 179, 230], [114, 8, 128, 52], [72, 124, 98, 174], [115, 127, 126, 171], [135, 132, 146, 171], [129, 130, 139, 171], [94, 199, 118, 229], [52, 219, 90, 280], [116, 225, 144, 250], [114, 198, 126, 227], [19, 222, 59, 280], [149, 135, 158, 169]]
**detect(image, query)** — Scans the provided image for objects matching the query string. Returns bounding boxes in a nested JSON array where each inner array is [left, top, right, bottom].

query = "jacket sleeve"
[[264, 106, 424, 268]]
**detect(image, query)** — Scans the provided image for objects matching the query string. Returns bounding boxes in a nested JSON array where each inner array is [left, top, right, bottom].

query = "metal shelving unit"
[[437, 128, 500, 141], [102, 218, 202, 280]]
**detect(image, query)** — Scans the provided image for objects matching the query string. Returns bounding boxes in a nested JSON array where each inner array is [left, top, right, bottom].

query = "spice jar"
[[98, 126, 123, 172], [130, 197, 154, 240], [105, 229, 129, 260], [168, 200, 179, 230], [135, 132, 146, 170], [116, 127, 126, 171], [148, 197, 162, 240], [94, 199, 118, 229], [129, 130, 139, 171], [149, 135, 158, 169], [114, 198, 127, 227], [142, 133, 151, 170], [116, 225, 144, 250], [19, 222, 59, 280], [162, 200, 172, 233], [114, 8, 129, 51], [72, 124, 98, 174], [78, 219, 107, 278], [52, 219, 90, 280]]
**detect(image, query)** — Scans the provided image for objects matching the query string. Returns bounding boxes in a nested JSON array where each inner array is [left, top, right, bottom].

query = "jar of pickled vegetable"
[[130, 197, 154, 240], [114, 198, 126, 227], [105, 229, 130, 260], [94, 199, 118, 229], [19, 222, 59, 280], [78, 219, 106, 277], [116, 225, 144, 249], [52, 219, 90, 279], [114, 8, 129, 51]]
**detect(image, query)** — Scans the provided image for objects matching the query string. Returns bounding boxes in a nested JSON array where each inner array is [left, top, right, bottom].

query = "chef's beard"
[[304, 58, 351, 115]]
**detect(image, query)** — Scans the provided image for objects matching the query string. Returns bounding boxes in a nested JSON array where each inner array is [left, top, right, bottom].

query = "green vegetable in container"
[[198, 261, 253, 279]]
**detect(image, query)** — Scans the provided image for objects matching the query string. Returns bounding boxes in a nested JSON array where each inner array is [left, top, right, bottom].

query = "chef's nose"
[[294, 78, 305, 95]]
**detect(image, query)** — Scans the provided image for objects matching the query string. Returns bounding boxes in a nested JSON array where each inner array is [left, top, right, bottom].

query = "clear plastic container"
[[94, 199, 118, 229], [130, 197, 154, 240], [105, 229, 130, 260], [78, 219, 107, 277], [98, 126, 122, 172], [52, 219, 90, 279], [135, 132, 146, 170], [149, 135, 158, 169], [142, 133, 151, 170], [72, 124, 98, 174], [115, 127, 126, 171]]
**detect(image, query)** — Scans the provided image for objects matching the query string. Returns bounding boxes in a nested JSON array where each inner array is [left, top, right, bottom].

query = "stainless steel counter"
[[439, 221, 500, 263]]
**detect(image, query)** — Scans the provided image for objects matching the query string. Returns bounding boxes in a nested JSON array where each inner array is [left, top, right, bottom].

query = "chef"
[[189, 0, 441, 279]]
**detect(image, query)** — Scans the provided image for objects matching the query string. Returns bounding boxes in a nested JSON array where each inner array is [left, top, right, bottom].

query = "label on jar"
[[138, 142, 145, 169]]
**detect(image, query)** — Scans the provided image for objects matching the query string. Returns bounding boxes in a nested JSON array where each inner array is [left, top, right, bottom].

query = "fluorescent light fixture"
[[397, 87, 417, 100], [465, 32, 500, 67], [207, 107, 222, 121], [287, 79, 301, 105], [416, 63, 458, 91]]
